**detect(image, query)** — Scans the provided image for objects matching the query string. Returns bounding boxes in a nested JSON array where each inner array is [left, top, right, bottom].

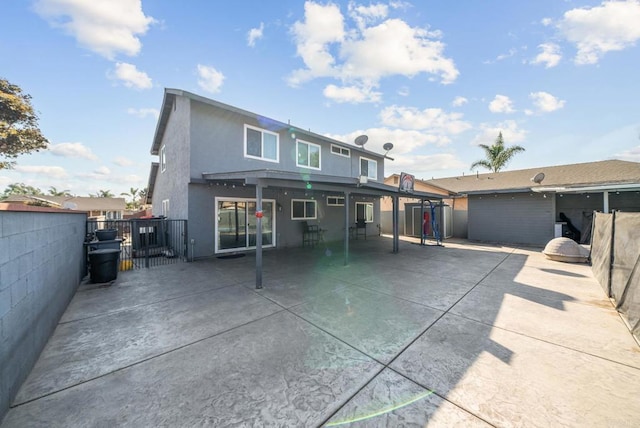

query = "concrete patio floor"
[[2, 237, 640, 427]]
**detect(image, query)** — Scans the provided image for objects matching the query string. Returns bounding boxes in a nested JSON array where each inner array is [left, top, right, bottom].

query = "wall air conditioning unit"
[[359, 175, 368, 185]]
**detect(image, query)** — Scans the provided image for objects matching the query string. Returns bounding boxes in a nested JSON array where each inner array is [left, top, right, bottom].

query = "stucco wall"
[[468, 192, 555, 246], [0, 207, 86, 421], [188, 98, 382, 181], [152, 96, 190, 219]]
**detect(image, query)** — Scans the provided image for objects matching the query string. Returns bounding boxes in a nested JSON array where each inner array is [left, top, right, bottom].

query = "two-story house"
[[146, 89, 442, 266]]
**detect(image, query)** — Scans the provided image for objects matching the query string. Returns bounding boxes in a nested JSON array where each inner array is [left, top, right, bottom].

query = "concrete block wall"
[[0, 206, 86, 421]]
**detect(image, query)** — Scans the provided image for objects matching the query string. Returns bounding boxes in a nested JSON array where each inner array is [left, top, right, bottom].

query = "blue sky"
[[1, 0, 639, 198]]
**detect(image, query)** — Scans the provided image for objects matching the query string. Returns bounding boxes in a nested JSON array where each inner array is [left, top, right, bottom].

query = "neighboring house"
[[422, 160, 640, 246], [146, 88, 442, 260], [381, 174, 459, 238], [1, 195, 126, 222]]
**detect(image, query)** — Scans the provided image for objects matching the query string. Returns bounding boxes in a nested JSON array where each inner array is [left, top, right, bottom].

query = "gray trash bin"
[[88, 249, 120, 283]]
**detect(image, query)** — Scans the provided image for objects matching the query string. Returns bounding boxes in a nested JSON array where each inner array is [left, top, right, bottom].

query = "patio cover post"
[[344, 191, 350, 266], [393, 195, 399, 253], [255, 181, 263, 289], [603, 191, 609, 213], [420, 199, 425, 246]]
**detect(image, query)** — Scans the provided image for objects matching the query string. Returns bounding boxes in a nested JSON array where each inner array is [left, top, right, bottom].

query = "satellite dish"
[[382, 142, 394, 152], [62, 202, 78, 210], [531, 172, 545, 184], [354, 135, 368, 146]]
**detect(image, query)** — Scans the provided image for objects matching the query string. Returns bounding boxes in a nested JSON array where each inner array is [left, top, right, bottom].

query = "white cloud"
[[484, 47, 517, 64], [615, 145, 640, 161], [34, 0, 155, 60], [397, 86, 410, 96], [48, 142, 97, 160], [452, 96, 468, 107], [323, 84, 381, 103], [531, 43, 562, 68], [471, 120, 527, 146], [326, 127, 452, 157], [348, 2, 389, 30], [14, 165, 69, 179], [488, 95, 516, 114], [541, 17, 553, 26], [94, 166, 111, 176], [127, 107, 159, 119], [528, 91, 565, 114], [247, 22, 264, 47], [113, 156, 134, 167], [288, 2, 458, 101], [197, 64, 225, 93], [558, 0, 640, 65], [390, 153, 467, 176], [379, 105, 471, 135], [289, 1, 345, 85], [110, 62, 152, 89]]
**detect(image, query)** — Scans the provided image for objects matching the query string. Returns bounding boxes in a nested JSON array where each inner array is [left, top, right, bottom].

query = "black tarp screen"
[[592, 212, 640, 342]]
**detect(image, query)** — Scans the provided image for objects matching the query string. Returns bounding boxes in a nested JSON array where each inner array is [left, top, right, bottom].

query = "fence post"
[[607, 211, 616, 297]]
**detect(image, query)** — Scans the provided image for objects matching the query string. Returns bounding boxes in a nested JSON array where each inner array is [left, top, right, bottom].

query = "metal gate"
[[86, 218, 188, 270]]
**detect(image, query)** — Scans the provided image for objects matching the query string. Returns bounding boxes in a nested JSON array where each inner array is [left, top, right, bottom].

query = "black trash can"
[[88, 249, 120, 283]]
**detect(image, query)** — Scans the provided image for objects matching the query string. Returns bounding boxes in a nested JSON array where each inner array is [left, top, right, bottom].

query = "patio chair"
[[355, 218, 367, 240], [302, 221, 319, 247]]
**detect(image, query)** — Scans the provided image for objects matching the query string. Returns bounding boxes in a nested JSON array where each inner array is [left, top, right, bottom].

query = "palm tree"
[[48, 186, 71, 196], [91, 189, 114, 198], [121, 187, 140, 209], [471, 132, 525, 173]]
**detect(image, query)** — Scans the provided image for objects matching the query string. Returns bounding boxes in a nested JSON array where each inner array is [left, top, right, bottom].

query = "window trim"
[[296, 139, 321, 170], [326, 196, 345, 206], [359, 156, 378, 180], [291, 199, 317, 220], [244, 124, 279, 163], [162, 199, 170, 217], [160, 145, 166, 172], [330, 144, 350, 158], [355, 201, 374, 223]]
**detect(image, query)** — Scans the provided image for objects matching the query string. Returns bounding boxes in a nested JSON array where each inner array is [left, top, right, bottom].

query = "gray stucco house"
[[426, 160, 640, 246], [146, 88, 441, 263]]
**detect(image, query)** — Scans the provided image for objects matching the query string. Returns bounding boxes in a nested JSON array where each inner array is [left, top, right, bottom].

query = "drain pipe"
[[190, 238, 195, 262]]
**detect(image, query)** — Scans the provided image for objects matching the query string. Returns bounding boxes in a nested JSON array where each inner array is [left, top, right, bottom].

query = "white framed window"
[[291, 199, 317, 220], [355, 202, 374, 223], [297, 140, 321, 170], [360, 157, 377, 180], [162, 199, 170, 217], [160, 145, 166, 172], [244, 124, 279, 162], [326, 196, 344, 206], [331, 144, 350, 157]]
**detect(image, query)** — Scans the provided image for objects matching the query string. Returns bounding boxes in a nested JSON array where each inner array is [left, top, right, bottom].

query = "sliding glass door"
[[216, 198, 275, 253]]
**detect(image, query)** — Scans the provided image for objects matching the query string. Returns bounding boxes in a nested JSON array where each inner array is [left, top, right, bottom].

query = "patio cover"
[[201, 169, 444, 288]]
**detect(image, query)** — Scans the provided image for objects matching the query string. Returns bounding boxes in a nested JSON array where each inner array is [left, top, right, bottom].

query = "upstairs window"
[[162, 199, 170, 217], [245, 124, 279, 162], [160, 145, 166, 172], [360, 157, 378, 180], [297, 140, 321, 170], [331, 144, 350, 157]]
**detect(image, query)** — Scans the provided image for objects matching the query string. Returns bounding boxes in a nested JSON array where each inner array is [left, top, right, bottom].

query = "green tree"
[[121, 187, 140, 209], [91, 189, 115, 198], [470, 132, 525, 173], [0, 78, 49, 169], [1, 182, 43, 199], [48, 186, 71, 196]]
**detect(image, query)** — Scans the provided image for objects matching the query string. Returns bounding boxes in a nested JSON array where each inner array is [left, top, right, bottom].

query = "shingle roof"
[[426, 160, 640, 194]]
